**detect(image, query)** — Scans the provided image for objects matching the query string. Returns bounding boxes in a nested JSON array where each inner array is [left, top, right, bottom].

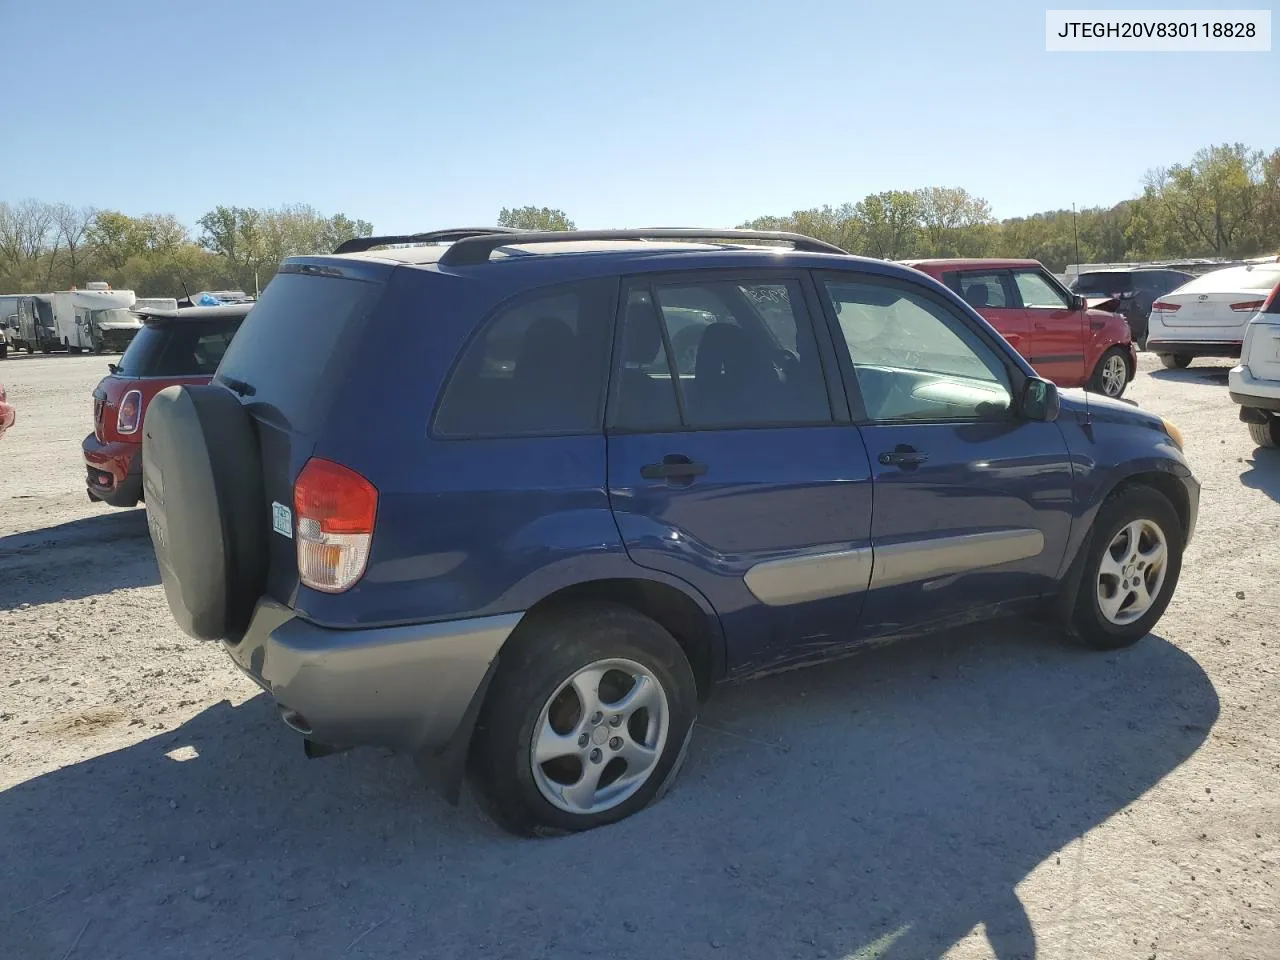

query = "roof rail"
[[436, 228, 849, 266], [334, 226, 522, 255]]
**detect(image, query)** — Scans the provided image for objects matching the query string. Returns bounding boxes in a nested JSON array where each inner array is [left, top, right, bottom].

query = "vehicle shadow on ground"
[[1148, 366, 1231, 386], [0, 508, 158, 610], [0, 621, 1217, 960], [1240, 448, 1280, 503]]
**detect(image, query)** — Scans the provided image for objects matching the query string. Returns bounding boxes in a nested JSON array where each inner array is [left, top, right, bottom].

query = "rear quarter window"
[[432, 278, 616, 438]]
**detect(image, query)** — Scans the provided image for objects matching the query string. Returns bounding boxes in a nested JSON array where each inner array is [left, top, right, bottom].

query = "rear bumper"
[[1229, 365, 1280, 412], [82, 433, 142, 507], [225, 598, 523, 759], [1147, 339, 1242, 359]]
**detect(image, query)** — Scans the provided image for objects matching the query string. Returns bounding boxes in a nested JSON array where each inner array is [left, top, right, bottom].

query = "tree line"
[[3, 142, 1276, 298]]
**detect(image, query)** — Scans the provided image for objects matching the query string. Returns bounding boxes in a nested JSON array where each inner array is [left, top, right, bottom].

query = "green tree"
[[915, 187, 994, 257], [854, 191, 922, 260], [497, 206, 575, 231]]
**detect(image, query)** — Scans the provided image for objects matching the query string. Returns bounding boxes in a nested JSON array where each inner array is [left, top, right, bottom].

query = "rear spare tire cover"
[[143, 384, 267, 641]]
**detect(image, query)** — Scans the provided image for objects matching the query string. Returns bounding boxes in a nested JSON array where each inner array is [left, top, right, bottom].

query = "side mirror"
[[1021, 377, 1060, 422], [1072, 294, 1086, 311], [107, 363, 118, 375]]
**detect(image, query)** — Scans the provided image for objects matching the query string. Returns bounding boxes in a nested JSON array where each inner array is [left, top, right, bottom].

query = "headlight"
[[1161, 417, 1185, 451]]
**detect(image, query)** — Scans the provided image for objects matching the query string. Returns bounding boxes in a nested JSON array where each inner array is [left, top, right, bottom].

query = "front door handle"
[[878, 446, 929, 468], [641, 454, 708, 482]]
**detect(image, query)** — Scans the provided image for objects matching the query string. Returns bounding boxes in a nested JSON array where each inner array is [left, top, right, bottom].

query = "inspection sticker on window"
[[1046, 10, 1271, 51], [272, 501, 293, 539]]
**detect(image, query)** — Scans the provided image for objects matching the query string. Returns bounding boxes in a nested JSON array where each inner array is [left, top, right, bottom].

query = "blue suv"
[[142, 228, 1199, 836]]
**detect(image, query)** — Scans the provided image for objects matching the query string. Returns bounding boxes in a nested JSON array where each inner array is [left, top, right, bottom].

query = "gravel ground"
[[1, 352, 1277, 960]]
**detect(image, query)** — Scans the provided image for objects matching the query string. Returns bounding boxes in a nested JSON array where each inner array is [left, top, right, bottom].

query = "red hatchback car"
[[904, 258, 1138, 398], [83, 303, 252, 506]]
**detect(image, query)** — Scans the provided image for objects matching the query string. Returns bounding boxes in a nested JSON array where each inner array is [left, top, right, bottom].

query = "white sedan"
[[1148, 262, 1280, 370]]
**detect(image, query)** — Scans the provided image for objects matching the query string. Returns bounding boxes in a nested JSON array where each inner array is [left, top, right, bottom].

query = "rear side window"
[[215, 272, 381, 431], [433, 279, 616, 437], [612, 277, 831, 430], [115, 319, 242, 377], [955, 271, 1013, 309]]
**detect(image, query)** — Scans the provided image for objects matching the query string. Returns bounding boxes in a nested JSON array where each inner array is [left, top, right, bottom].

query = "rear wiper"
[[220, 375, 256, 397]]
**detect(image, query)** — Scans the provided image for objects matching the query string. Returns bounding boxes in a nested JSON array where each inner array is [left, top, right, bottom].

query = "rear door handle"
[[641, 454, 708, 481], [878, 447, 929, 468]]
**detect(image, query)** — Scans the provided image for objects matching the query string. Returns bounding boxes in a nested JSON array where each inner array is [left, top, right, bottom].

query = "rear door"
[[1011, 267, 1086, 385], [815, 269, 1073, 637], [606, 271, 876, 676], [945, 269, 1031, 356]]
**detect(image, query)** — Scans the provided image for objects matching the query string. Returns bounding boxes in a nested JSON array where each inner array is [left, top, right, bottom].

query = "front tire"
[[1247, 416, 1280, 449], [469, 604, 698, 837], [1068, 487, 1183, 650], [1089, 347, 1131, 398], [1159, 353, 1192, 370]]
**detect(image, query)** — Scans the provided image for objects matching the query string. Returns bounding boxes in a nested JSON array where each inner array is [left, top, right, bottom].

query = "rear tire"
[[1159, 353, 1192, 370], [1088, 347, 1131, 398], [1247, 416, 1280, 449], [1068, 486, 1183, 650], [469, 603, 698, 837]]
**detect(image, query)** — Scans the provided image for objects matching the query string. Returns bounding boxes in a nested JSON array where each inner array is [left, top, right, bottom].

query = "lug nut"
[[590, 711, 603, 725], [589, 748, 603, 764], [578, 733, 590, 747], [608, 714, 622, 727], [609, 737, 622, 750]]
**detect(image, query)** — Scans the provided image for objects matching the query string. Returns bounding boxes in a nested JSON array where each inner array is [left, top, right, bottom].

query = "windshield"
[[92, 307, 141, 328]]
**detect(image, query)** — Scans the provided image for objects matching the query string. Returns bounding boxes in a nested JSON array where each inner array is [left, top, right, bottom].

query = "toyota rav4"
[[143, 228, 1198, 836]]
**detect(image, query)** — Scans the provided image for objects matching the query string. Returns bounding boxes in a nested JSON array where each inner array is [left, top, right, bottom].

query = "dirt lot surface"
[[1, 352, 1278, 960]]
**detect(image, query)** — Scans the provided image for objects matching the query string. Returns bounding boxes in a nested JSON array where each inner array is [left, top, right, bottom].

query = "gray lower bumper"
[[225, 599, 523, 756]]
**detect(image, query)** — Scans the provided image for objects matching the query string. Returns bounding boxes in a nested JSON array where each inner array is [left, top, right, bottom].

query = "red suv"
[[83, 303, 252, 506], [903, 259, 1137, 398]]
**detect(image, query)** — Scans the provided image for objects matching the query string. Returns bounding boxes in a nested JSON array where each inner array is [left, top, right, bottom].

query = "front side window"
[[612, 277, 831, 431], [824, 276, 1013, 422], [434, 279, 615, 437], [1014, 270, 1072, 309]]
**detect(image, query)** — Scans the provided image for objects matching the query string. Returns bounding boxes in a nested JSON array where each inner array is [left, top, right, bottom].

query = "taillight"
[[1230, 299, 1265, 313], [293, 458, 377, 593], [1151, 301, 1181, 314], [1264, 284, 1280, 315], [116, 390, 142, 434]]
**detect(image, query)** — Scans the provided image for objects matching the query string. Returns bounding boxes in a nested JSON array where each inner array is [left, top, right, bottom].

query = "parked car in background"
[[903, 258, 1137, 398], [83, 302, 253, 507], [1148, 263, 1280, 369], [0, 384, 14, 439], [142, 227, 1196, 837], [1068, 267, 1195, 348], [1229, 280, 1280, 447]]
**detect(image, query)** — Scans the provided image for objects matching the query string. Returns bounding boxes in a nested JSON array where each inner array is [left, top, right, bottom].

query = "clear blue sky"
[[2, 0, 1276, 233]]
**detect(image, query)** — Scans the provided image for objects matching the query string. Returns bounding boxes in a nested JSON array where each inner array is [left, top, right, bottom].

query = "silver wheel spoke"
[[1129, 577, 1153, 616], [1098, 586, 1128, 621], [569, 666, 608, 719], [1138, 538, 1166, 569], [1121, 521, 1144, 564], [605, 675, 661, 717], [617, 738, 658, 773], [1098, 549, 1125, 581], [534, 719, 582, 765], [560, 762, 605, 811]]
